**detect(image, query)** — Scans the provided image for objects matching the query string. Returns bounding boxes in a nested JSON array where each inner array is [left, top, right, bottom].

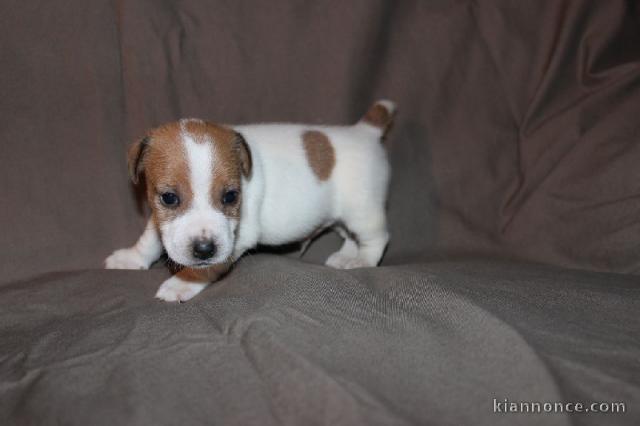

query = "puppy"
[[105, 100, 396, 302]]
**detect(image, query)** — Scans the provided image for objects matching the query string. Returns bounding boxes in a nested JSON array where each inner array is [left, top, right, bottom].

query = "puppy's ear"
[[127, 136, 150, 184], [235, 132, 252, 179]]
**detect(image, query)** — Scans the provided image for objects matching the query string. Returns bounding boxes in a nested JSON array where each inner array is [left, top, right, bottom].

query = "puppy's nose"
[[192, 238, 216, 260]]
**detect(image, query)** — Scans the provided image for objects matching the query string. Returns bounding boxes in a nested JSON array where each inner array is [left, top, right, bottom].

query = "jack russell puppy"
[[105, 100, 396, 302]]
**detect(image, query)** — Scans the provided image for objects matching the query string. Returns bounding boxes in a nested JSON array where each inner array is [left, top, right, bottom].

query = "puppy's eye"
[[160, 192, 180, 207], [222, 190, 238, 205]]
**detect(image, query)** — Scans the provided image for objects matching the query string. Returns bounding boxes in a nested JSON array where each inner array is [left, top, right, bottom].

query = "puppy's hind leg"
[[105, 219, 163, 270], [325, 227, 359, 268], [325, 211, 389, 269]]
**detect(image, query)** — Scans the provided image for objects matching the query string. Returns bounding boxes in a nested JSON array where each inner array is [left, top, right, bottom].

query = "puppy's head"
[[128, 119, 251, 268]]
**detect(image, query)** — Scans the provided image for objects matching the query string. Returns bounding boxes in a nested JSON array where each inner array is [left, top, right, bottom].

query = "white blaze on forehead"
[[183, 131, 215, 210]]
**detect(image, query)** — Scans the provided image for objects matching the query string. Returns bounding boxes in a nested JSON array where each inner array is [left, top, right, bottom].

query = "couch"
[[1, 1, 639, 425]]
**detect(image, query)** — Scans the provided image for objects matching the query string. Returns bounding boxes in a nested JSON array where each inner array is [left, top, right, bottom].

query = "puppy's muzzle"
[[192, 238, 216, 260]]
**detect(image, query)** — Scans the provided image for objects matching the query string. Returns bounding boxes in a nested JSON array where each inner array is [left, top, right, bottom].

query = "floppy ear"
[[235, 132, 252, 179], [127, 136, 150, 184]]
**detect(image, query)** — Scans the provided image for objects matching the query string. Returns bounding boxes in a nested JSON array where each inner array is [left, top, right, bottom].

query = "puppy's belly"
[[257, 188, 333, 246]]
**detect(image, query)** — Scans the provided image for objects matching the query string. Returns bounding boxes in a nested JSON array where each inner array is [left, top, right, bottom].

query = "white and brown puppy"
[[105, 100, 396, 302]]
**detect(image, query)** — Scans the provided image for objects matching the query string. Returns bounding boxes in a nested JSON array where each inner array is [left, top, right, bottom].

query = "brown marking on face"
[[363, 103, 392, 129], [130, 120, 251, 225], [181, 120, 251, 177], [179, 119, 247, 219], [129, 119, 252, 228], [141, 123, 193, 226], [302, 130, 335, 181], [211, 137, 243, 219]]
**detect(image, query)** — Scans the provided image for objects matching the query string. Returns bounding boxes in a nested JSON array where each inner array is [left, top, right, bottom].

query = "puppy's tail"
[[357, 99, 397, 139]]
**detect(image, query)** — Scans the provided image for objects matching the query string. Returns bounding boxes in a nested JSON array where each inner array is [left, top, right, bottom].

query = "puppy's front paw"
[[104, 248, 149, 270], [155, 276, 207, 303], [325, 252, 370, 269]]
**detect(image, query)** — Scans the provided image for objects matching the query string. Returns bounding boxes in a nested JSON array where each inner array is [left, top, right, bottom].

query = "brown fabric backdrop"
[[2, 0, 639, 283]]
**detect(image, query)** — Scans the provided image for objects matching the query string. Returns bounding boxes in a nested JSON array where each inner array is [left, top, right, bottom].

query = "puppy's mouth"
[[169, 257, 231, 270], [192, 261, 213, 268]]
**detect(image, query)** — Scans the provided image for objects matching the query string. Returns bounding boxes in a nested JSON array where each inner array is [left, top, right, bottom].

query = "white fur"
[[106, 101, 395, 302], [232, 122, 390, 268], [105, 219, 162, 269], [155, 275, 207, 302]]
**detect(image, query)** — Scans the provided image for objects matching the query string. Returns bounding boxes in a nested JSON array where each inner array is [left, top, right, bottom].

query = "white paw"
[[325, 252, 371, 269], [104, 248, 149, 270], [155, 277, 207, 303]]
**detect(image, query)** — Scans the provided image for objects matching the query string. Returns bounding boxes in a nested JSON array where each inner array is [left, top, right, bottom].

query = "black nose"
[[192, 239, 216, 260]]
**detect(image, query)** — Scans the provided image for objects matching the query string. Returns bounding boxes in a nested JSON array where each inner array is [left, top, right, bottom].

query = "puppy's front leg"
[[105, 219, 163, 270], [155, 265, 227, 302]]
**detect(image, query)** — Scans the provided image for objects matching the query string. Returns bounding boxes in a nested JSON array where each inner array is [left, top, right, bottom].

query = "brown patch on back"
[[362, 104, 392, 129], [302, 130, 335, 181]]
